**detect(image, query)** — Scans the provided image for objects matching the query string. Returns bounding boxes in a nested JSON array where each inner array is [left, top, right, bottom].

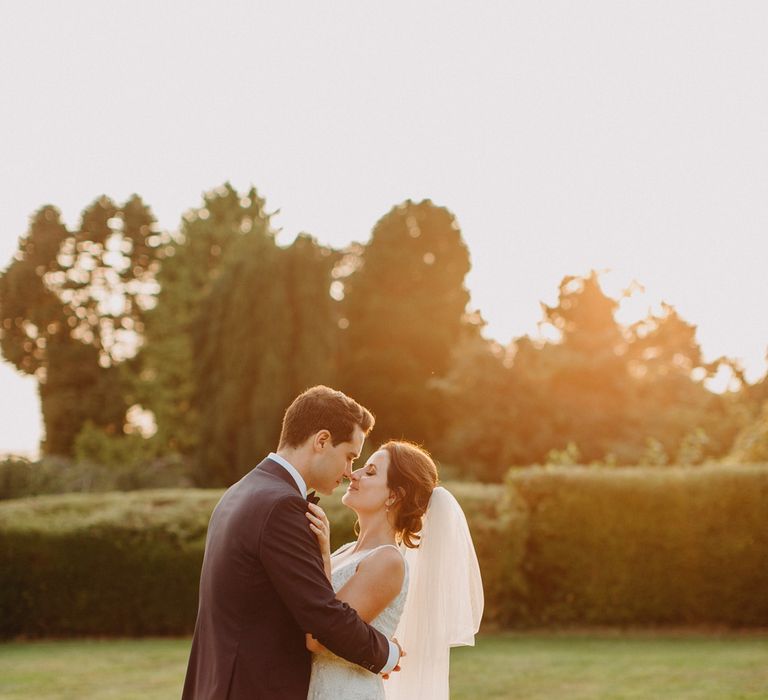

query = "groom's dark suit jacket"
[[181, 457, 390, 699]]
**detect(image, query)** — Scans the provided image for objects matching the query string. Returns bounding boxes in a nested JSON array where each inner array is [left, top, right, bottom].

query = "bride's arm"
[[336, 548, 405, 622], [305, 548, 405, 652]]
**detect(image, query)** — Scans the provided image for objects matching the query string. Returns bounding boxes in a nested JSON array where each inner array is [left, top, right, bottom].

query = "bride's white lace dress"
[[307, 542, 409, 700]]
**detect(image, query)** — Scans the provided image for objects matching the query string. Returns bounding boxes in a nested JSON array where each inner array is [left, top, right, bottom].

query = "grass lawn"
[[450, 632, 768, 699], [0, 632, 766, 699]]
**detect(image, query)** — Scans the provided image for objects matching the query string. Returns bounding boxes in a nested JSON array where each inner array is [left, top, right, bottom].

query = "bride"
[[304, 440, 484, 700]]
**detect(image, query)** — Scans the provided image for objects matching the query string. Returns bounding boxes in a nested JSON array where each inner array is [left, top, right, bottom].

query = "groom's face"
[[312, 425, 366, 495]]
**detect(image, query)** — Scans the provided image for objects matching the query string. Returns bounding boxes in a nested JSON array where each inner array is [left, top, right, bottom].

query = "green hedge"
[[0, 456, 195, 500], [500, 465, 768, 627], [0, 490, 214, 636], [1, 467, 767, 637]]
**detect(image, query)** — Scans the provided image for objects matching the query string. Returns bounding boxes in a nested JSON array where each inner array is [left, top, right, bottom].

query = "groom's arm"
[[259, 495, 393, 673]]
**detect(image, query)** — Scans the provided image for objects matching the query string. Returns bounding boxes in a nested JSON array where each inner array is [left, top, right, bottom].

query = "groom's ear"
[[313, 429, 332, 452]]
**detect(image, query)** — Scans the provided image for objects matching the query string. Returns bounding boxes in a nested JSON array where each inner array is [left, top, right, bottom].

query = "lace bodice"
[[307, 542, 409, 700]]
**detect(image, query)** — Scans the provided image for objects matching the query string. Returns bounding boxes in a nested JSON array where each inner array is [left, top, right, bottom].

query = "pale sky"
[[2, 1, 767, 457]]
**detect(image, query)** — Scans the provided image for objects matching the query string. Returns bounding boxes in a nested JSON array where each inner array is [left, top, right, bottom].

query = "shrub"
[[504, 464, 768, 627], [2, 467, 767, 637], [0, 455, 194, 500], [0, 489, 215, 636], [0, 483, 503, 637], [727, 401, 768, 463]]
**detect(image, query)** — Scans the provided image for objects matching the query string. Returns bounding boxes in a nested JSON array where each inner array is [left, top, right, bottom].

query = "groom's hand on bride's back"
[[381, 638, 406, 679]]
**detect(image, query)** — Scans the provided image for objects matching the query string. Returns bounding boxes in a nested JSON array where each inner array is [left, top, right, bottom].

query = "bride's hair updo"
[[382, 440, 439, 548]]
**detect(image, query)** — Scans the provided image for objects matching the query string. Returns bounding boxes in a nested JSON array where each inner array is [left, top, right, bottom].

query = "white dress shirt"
[[267, 452, 308, 498], [265, 452, 400, 675]]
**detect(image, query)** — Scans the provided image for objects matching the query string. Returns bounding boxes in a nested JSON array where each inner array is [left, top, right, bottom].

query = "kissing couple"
[[182, 385, 484, 700]]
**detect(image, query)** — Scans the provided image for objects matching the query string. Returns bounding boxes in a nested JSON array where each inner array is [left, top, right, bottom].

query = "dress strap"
[[331, 541, 356, 557], [358, 543, 404, 562]]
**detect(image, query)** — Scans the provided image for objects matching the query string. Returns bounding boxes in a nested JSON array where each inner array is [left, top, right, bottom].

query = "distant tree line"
[[2, 183, 767, 484]]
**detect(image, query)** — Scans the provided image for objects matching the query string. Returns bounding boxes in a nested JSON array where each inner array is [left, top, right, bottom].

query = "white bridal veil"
[[384, 486, 484, 700]]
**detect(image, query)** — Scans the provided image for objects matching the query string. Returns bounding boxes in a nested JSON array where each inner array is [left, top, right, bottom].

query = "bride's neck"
[[355, 511, 397, 550]]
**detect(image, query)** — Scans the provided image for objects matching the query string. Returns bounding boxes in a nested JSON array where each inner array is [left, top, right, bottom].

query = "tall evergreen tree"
[[339, 200, 471, 446], [503, 276, 736, 466], [192, 228, 340, 485], [0, 196, 161, 455], [625, 303, 735, 459], [437, 311, 517, 480], [134, 184, 269, 456], [536, 271, 632, 461]]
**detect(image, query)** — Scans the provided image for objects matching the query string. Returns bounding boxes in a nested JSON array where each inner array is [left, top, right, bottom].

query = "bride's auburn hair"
[[382, 440, 439, 548]]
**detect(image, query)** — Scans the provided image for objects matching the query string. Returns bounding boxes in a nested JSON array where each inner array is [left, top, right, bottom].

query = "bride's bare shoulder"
[[358, 546, 405, 585], [335, 546, 405, 622]]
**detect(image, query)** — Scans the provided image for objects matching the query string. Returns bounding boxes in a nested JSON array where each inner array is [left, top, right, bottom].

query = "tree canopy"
[[1, 196, 161, 455], [2, 186, 764, 483]]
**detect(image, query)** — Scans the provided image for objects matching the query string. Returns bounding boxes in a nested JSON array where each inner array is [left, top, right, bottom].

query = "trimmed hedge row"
[[0, 490, 214, 636], [0, 455, 194, 500], [500, 465, 768, 627], [1, 466, 766, 637]]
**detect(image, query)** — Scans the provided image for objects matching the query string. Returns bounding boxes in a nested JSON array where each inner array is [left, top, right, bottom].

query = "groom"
[[182, 386, 402, 699]]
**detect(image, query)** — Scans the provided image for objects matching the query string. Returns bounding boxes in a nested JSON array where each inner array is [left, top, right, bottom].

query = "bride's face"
[[341, 449, 392, 515]]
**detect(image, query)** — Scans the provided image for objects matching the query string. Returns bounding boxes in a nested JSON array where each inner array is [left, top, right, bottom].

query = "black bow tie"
[[306, 491, 320, 505]]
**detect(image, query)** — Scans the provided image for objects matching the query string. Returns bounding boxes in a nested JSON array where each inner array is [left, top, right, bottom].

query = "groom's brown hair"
[[278, 385, 375, 449]]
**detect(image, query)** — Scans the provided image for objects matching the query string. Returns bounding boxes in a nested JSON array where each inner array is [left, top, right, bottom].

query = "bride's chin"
[[341, 494, 361, 514]]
